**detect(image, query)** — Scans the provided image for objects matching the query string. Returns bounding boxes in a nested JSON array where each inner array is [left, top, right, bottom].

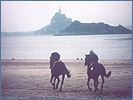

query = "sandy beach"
[[1, 59, 132, 99]]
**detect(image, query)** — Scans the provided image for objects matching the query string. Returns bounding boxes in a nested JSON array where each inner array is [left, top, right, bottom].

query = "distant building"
[[35, 7, 72, 35]]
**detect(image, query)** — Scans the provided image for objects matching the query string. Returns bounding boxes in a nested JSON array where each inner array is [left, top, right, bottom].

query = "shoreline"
[[1, 58, 132, 61]]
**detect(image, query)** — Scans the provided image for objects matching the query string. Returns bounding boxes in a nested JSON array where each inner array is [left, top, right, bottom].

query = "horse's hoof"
[[96, 88, 99, 91], [89, 88, 92, 92], [56, 87, 58, 89], [67, 74, 71, 78], [51, 82, 55, 86], [94, 88, 99, 92]]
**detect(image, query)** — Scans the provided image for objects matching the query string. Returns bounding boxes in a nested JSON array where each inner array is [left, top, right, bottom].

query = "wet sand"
[[1, 59, 132, 99]]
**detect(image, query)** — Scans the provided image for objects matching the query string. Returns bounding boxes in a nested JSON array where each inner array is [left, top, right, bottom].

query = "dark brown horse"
[[50, 60, 70, 91], [85, 55, 111, 92]]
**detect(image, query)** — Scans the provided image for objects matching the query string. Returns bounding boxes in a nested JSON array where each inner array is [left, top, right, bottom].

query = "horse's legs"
[[87, 77, 92, 91], [96, 78, 99, 91], [53, 77, 56, 90], [94, 79, 99, 92], [50, 70, 55, 86], [50, 76, 55, 87], [56, 77, 60, 89], [50, 74, 54, 82], [94, 79, 97, 92], [59, 74, 65, 91], [101, 75, 104, 92]]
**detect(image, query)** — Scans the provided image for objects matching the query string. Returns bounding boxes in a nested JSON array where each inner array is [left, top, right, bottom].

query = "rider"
[[88, 50, 99, 70], [50, 52, 60, 69], [50, 52, 71, 78]]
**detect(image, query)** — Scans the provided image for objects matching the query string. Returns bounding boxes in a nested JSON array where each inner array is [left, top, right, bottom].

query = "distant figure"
[[12, 58, 15, 60], [49, 52, 71, 91], [76, 58, 79, 60]]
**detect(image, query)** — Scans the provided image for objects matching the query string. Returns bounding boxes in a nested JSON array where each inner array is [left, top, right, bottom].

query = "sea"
[[1, 34, 132, 59]]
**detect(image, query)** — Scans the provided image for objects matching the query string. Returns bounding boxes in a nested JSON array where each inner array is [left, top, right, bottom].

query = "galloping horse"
[[50, 52, 70, 91], [85, 54, 111, 92]]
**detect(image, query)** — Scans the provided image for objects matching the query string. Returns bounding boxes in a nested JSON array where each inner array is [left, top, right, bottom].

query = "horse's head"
[[50, 57, 54, 68], [85, 54, 93, 66], [85, 54, 89, 66]]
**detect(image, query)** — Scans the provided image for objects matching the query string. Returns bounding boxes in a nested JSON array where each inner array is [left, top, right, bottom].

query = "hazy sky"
[[1, 1, 132, 32]]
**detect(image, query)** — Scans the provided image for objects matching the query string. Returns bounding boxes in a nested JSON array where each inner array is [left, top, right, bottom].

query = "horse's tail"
[[105, 71, 111, 77]]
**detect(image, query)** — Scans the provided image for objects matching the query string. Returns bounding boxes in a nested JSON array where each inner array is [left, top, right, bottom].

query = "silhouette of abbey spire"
[[58, 6, 61, 13]]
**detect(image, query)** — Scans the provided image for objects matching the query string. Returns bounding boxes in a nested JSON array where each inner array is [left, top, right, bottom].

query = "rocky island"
[[55, 21, 132, 36]]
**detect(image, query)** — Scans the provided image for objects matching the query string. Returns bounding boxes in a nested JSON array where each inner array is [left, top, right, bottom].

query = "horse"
[[85, 54, 111, 92], [50, 59, 70, 91]]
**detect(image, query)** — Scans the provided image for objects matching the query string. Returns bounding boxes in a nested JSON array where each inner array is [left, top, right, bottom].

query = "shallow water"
[[1, 34, 132, 59]]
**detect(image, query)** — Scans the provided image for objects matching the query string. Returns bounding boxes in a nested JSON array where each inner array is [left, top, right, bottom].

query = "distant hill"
[[55, 21, 132, 36]]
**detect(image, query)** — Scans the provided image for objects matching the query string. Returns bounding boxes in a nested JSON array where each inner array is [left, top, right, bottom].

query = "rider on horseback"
[[85, 50, 111, 92], [50, 52, 71, 78], [87, 50, 99, 70]]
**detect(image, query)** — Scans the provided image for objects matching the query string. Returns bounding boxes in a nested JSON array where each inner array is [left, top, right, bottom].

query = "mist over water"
[[1, 34, 132, 59]]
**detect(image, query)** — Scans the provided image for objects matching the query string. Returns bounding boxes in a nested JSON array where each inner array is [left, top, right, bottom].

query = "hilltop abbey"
[[35, 8, 72, 35]]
